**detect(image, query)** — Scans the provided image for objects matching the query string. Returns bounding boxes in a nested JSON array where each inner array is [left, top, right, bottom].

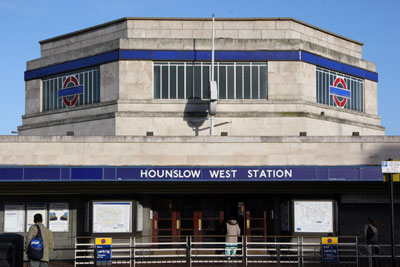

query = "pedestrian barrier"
[[40, 236, 400, 267]]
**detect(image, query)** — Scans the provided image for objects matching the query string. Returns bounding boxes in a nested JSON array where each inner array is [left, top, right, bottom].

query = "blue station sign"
[[0, 166, 383, 182]]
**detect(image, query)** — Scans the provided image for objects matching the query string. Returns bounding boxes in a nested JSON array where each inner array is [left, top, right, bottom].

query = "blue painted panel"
[[58, 86, 83, 97], [25, 49, 378, 82], [316, 57, 342, 72], [38, 55, 100, 78], [24, 168, 60, 181], [0, 168, 23, 181], [71, 168, 103, 180], [361, 167, 383, 181], [61, 168, 70, 180], [365, 71, 378, 82], [195, 51, 211, 60], [269, 51, 299, 61], [215, 51, 267, 61], [342, 64, 365, 78], [329, 168, 359, 181], [24, 69, 40, 81], [117, 168, 146, 180], [104, 168, 116, 180], [301, 51, 317, 64], [100, 50, 120, 63], [0, 166, 385, 182], [316, 167, 329, 180], [152, 50, 195, 60], [120, 50, 152, 60], [329, 86, 351, 98]]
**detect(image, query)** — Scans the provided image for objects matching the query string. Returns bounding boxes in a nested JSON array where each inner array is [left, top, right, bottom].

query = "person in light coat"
[[225, 216, 241, 259], [25, 214, 54, 267]]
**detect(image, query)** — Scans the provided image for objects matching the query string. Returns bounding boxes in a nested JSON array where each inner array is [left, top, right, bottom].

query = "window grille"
[[316, 67, 363, 112], [42, 67, 100, 111], [154, 62, 267, 100]]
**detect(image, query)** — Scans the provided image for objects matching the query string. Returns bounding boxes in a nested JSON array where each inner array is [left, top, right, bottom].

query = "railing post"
[[368, 245, 372, 267], [297, 236, 301, 267], [355, 237, 359, 267], [242, 236, 247, 267], [186, 236, 192, 267], [132, 237, 135, 267], [277, 243, 281, 267]]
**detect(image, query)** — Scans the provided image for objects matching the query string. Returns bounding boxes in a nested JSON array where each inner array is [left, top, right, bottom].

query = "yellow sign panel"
[[321, 237, 338, 245], [95, 238, 112, 245], [384, 173, 400, 182]]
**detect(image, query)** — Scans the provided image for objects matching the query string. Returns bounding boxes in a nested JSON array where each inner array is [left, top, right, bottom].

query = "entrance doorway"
[[152, 196, 268, 242]]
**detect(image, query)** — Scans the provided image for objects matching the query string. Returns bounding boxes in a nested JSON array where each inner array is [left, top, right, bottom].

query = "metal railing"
[[41, 236, 400, 267]]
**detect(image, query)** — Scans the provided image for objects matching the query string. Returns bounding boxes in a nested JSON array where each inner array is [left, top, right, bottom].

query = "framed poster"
[[294, 200, 333, 233], [26, 202, 47, 230], [4, 203, 25, 232], [49, 202, 69, 232], [92, 201, 132, 233]]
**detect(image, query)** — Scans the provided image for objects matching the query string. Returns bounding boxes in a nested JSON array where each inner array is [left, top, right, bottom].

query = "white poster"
[[136, 202, 143, 232], [93, 202, 132, 233], [26, 202, 47, 230], [4, 203, 25, 232], [294, 201, 333, 233], [49, 202, 69, 232]]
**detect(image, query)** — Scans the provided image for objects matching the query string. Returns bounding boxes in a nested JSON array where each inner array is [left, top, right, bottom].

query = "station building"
[[0, 17, 400, 254]]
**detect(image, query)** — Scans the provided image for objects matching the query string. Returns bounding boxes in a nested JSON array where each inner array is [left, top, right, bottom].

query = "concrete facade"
[[19, 17, 383, 136], [0, 135, 399, 167]]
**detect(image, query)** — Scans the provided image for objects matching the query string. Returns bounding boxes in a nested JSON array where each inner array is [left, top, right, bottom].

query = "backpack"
[[366, 225, 375, 240], [27, 225, 44, 260]]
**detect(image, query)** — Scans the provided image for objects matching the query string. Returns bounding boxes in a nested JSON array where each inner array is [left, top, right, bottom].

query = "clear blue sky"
[[0, 0, 399, 135]]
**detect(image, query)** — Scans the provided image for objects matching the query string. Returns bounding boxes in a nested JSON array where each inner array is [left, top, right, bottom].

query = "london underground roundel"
[[329, 77, 351, 108], [58, 76, 84, 107]]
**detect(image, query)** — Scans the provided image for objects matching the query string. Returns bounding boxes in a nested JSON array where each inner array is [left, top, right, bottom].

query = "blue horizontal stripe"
[[301, 51, 317, 64], [329, 86, 351, 98], [100, 50, 119, 64], [269, 51, 299, 61], [153, 50, 195, 60], [0, 165, 383, 182], [58, 86, 83, 97], [120, 50, 152, 60], [24, 49, 378, 82]]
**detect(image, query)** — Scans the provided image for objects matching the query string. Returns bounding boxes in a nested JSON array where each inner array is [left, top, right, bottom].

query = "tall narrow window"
[[154, 62, 268, 100], [316, 67, 364, 112], [42, 67, 100, 112]]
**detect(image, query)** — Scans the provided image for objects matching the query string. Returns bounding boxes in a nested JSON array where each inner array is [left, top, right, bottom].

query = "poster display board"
[[294, 200, 333, 233], [92, 202, 132, 233], [49, 202, 69, 232], [4, 203, 25, 232], [26, 202, 47, 230]]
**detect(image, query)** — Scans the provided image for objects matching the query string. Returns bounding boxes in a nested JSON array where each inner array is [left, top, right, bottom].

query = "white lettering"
[[276, 170, 284, 178], [285, 169, 292, 178], [209, 170, 220, 178], [148, 170, 156, 178], [140, 169, 148, 178]]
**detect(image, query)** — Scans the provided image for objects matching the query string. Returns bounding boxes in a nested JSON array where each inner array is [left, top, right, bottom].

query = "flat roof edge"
[[39, 17, 363, 46]]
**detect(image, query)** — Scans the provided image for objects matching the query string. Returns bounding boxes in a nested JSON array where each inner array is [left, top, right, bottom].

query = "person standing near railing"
[[225, 216, 241, 260], [364, 217, 380, 266]]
